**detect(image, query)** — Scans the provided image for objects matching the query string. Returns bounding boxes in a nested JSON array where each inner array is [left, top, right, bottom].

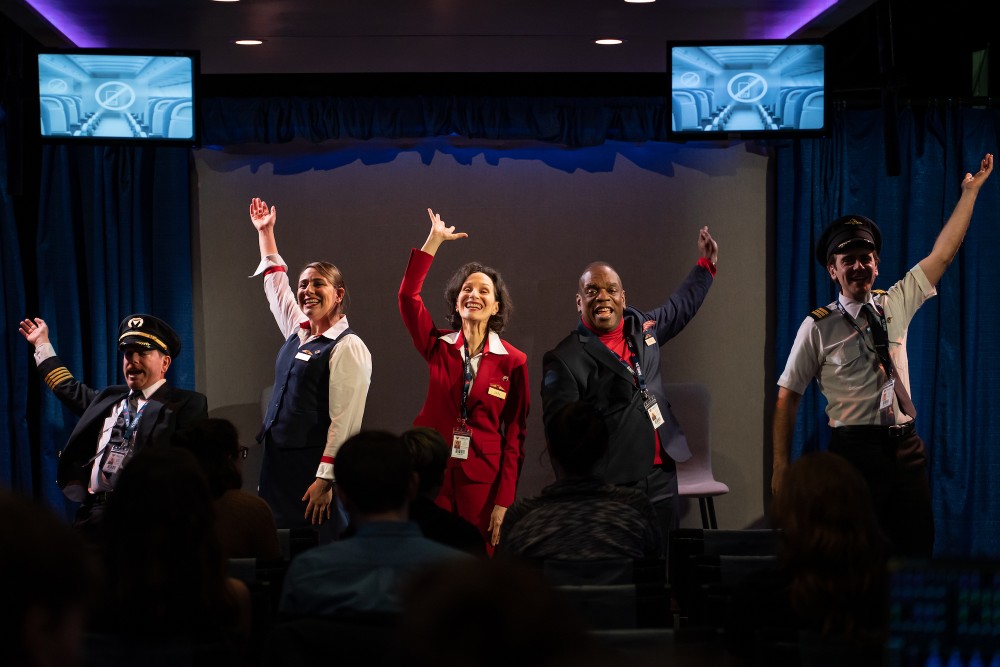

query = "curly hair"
[[443, 262, 512, 333]]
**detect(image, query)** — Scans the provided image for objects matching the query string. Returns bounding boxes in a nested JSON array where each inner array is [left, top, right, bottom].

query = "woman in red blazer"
[[399, 209, 530, 553]]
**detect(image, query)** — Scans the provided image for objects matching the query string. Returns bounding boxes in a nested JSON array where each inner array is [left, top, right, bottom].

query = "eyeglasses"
[[238, 446, 249, 460]]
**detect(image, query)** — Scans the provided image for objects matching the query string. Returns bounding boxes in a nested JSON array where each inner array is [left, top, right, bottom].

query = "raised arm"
[[249, 197, 279, 258], [770, 386, 802, 497], [420, 208, 468, 256], [919, 152, 993, 287], [19, 317, 99, 415]]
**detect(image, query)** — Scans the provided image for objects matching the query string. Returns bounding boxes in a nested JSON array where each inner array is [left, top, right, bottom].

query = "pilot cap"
[[118, 314, 181, 358], [815, 214, 882, 266]]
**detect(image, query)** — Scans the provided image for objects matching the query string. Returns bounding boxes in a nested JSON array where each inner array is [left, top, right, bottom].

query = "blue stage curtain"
[[774, 105, 1000, 557], [0, 106, 33, 493], [30, 144, 195, 517], [201, 96, 671, 148]]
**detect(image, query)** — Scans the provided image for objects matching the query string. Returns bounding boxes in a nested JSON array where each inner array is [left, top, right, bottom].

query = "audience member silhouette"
[[278, 430, 470, 617], [397, 557, 615, 667], [89, 446, 251, 662], [403, 426, 488, 557], [174, 417, 281, 560], [499, 401, 663, 561], [0, 488, 98, 667], [724, 451, 889, 666]]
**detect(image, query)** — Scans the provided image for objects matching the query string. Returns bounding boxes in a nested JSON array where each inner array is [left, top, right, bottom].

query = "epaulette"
[[43, 366, 74, 390], [872, 289, 887, 295], [808, 305, 835, 321]]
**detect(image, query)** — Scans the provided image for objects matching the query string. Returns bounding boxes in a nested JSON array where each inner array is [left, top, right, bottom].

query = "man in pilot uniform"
[[20, 313, 208, 531], [771, 152, 993, 557]]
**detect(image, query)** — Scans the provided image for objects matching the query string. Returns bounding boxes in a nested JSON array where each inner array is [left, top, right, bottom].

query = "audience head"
[[543, 400, 609, 478], [0, 488, 98, 667], [98, 446, 233, 637], [444, 261, 513, 333], [771, 451, 889, 639], [172, 417, 244, 497], [403, 426, 449, 498], [335, 430, 417, 517], [398, 558, 611, 667]]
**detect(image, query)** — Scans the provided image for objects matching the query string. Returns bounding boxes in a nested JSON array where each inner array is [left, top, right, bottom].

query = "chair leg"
[[698, 498, 710, 529], [706, 497, 718, 529]]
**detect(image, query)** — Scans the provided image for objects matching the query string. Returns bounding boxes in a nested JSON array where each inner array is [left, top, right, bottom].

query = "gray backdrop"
[[192, 138, 771, 529]]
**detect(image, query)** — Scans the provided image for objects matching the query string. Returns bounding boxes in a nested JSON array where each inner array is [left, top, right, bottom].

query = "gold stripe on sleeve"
[[43, 367, 74, 390]]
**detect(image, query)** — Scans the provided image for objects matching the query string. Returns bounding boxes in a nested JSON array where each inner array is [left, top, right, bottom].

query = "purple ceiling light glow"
[[21, 0, 103, 46], [761, 0, 840, 38]]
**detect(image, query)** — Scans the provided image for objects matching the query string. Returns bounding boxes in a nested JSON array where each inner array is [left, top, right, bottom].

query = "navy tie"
[[863, 303, 917, 419]]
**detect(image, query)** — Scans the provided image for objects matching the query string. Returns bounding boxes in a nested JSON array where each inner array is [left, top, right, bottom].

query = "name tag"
[[879, 379, 895, 411], [644, 396, 665, 429], [102, 450, 126, 476], [644, 333, 656, 347], [488, 384, 507, 400], [295, 351, 313, 362], [451, 427, 471, 460]]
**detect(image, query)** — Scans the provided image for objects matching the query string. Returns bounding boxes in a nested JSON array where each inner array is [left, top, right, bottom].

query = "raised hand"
[[18, 317, 51, 347], [249, 197, 277, 232], [421, 208, 468, 255], [699, 226, 719, 266], [962, 153, 994, 194]]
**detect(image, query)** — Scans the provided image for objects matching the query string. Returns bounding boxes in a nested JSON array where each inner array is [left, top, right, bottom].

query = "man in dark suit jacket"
[[540, 227, 718, 540], [19, 313, 208, 530]]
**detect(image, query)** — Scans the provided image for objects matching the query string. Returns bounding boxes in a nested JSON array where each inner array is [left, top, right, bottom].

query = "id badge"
[[294, 351, 313, 362], [101, 449, 126, 476], [879, 379, 895, 411], [451, 426, 471, 460], [643, 395, 665, 429]]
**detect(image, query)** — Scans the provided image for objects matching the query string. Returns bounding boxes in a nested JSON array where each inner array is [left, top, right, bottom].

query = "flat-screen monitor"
[[667, 40, 826, 141], [37, 49, 200, 145]]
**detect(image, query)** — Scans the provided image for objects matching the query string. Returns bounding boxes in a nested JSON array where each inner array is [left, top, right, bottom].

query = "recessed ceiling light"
[[624, 0, 655, 3], [234, 39, 264, 45], [595, 38, 624, 45], [213, 0, 239, 3]]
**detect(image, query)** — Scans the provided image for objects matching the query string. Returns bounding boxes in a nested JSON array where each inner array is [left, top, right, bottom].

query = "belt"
[[835, 421, 916, 439], [85, 491, 113, 505]]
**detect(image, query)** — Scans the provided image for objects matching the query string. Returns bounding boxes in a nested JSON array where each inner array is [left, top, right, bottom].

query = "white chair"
[[663, 383, 729, 529]]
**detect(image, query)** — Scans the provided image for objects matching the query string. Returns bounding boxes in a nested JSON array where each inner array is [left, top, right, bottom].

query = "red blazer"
[[399, 249, 529, 507]]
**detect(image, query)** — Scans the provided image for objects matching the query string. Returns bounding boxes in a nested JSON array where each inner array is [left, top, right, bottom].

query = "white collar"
[[438, 330, 508, 356], [300, 315, 351, 340], [838, 292, 876, 320], [134, 378, 167, 400]]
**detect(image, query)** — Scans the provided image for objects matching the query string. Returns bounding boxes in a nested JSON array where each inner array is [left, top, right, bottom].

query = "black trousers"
[[828, 426, 935, 558], [620, 464, 677, 560]]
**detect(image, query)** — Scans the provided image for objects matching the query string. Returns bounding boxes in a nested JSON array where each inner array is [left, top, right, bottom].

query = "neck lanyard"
[[616, 335, 651, 399], [460, 337, 478, 422], [121, 394, 148, 443], [836, 300, 892, 379]]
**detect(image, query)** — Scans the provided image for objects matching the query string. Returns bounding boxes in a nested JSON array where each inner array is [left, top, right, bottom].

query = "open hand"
[[249, 197, 277, 232], [18, 318, 50, 347]]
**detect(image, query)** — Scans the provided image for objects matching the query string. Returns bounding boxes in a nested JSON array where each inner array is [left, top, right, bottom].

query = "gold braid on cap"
[[119, 331, 170, 355]]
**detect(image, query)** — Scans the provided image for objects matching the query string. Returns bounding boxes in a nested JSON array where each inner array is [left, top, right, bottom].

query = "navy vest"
[[258, 328, 355, 449]]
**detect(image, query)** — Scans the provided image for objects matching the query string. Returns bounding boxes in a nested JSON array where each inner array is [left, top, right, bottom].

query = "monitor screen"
[[667, 40, 826, 140], [37, 50, 199, 145], [885, 558, 1000, 666]]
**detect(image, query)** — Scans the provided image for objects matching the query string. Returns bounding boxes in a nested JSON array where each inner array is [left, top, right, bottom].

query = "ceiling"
[[4, 0, 879, 75]]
